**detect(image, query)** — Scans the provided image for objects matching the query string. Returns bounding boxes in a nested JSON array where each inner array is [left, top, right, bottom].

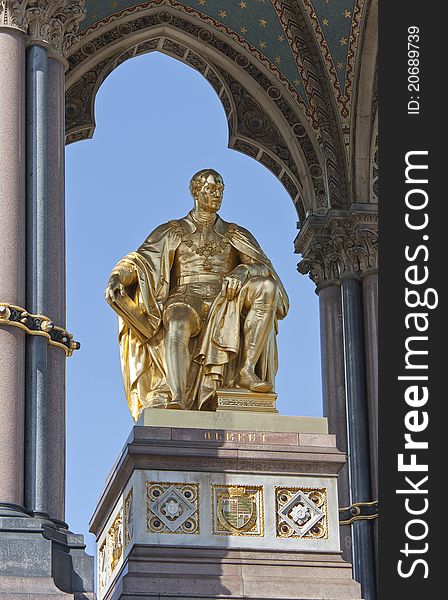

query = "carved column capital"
[[1, 1, 85, 56], [25, 0, 85, 56], [0, 0, 28, 31], [295, 205, 378, 291]]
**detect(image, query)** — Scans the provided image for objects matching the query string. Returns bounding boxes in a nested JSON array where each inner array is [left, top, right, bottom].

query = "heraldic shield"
[[214, 485, 264, 536]]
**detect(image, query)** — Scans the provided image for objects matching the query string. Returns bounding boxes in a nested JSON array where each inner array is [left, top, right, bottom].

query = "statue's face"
[[195, 173, 224, 213]]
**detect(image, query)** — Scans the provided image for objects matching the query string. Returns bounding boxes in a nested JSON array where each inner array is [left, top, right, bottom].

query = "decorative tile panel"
[[275, 487, 327, 539], [212, 484, 264, 537], [146, 482, 200, 534], [96, 469, 339, 598]]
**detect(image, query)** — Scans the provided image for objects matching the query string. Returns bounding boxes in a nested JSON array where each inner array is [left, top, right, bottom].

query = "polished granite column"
[[46, 55, 68, 527], [296, 206, 379, 600], [318, 284, 351, 561], [341, 276, 376, 600], [0, 3, 93, 596], [363, 272, 378, 501], [0, 22, 26, 517], [25, 41, 50, 519], [363, 271, 378, 559]]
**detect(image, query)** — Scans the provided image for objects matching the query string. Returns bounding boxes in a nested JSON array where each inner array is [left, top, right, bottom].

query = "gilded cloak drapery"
[[107, 213, 289, 420]]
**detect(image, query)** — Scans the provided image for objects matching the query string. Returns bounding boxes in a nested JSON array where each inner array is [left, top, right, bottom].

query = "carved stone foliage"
[[65, 55, 117, 143], [1, 0, 86, 56], [1, 0, 28, 30], [64, 6, 342, 218], [296, 208, 378, 289], [27, 0, 86, 56]]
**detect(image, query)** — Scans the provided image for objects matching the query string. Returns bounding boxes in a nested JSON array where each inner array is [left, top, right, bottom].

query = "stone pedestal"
[[0, 516, 94, 599], [90, 410, 362, 600]]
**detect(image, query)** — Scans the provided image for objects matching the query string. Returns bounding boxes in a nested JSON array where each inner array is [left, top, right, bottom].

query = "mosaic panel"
[[275, 486, 328, 539], [146, 481, 200, 534]]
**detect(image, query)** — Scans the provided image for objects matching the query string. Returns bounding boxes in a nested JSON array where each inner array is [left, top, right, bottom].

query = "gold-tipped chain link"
[[0, 302, 80, 357]]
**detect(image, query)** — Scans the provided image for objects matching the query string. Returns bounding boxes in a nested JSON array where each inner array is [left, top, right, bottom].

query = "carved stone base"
[[215, 388, 277, 413], [105, 547, 361, 600], [90, 410, 362, 600], [0, 516, 94, 599]]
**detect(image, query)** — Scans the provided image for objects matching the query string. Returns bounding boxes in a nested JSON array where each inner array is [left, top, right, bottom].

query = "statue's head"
[[189, 169, 224, 213]]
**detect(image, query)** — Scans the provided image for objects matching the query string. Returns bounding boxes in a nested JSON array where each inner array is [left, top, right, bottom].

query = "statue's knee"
[[250, 276, 278, 301], [163, 305, 196, 332], [164, 303, 201, 338]]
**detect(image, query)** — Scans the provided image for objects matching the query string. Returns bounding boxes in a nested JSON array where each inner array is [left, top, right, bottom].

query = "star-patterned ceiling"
[[308, 0, 357, 89], [80, 1, 361, 107], [80, 0, 307, 99]]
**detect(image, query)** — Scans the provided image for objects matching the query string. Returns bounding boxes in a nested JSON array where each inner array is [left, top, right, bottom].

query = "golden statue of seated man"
[[105, 169, 289, 419]]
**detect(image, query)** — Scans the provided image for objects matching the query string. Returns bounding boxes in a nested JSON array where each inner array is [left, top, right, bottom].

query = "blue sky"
[[65, 51, 322, 559]]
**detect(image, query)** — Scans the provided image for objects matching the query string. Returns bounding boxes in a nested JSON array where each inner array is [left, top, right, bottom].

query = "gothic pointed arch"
[[64, 2, 347, 221], [350, 0, 377, 202], [274, 1, 353, 210]]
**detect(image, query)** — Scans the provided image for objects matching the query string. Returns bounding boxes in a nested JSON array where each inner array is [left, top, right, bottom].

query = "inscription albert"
[[170, 428, 299, 446], [203, 430, 268, 443]]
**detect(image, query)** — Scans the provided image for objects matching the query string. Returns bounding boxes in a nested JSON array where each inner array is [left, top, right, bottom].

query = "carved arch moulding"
[[64, 2, 347, 221]]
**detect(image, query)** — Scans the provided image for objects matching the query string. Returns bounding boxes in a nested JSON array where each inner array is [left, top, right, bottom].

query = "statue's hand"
[[221, 265, 249, 301], [105, 273, 126, 304]]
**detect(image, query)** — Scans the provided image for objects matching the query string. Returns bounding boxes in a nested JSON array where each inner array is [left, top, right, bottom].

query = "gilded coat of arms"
[[213, 485, 264, 536]]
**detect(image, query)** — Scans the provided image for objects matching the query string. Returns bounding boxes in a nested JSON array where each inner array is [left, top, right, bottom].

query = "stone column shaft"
[[25, 43, 50, 517], [318, 284, 351, 561], [363, 273, 378, 500], [341, 277, 376, 600], [0, 27, 26, 513], [363, 272, 378, 563], [0, 4, 94, 595], [46, 56, 67, 525]]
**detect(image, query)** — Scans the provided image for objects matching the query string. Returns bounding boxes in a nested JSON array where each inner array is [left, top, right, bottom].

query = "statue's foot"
[[238, 367, 273, 393], [168, 395, 187, 410]]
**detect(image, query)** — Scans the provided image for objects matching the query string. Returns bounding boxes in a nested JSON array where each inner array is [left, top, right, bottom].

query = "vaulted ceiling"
[[67, 1, 376, 211], [80, 0, 367, 123]]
